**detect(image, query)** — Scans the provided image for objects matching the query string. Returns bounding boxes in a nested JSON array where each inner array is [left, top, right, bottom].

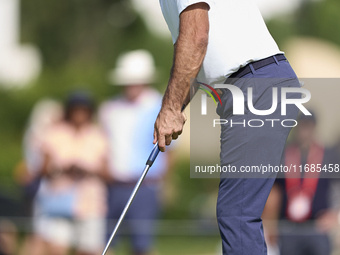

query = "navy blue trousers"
[[216, 59, 300, 255]]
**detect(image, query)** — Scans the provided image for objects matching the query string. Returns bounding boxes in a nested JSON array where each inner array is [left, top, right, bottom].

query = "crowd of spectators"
[[0, 50, 173, 255]]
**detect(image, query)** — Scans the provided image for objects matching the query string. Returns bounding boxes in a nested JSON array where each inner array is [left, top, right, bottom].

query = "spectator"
[[30, 92, 109, 255], [99, 50, 173, 255], [328, 139, 340, 254], [263, 112, 339, 255], [16, 99, 63, 255], [23, 99, 63, 182]]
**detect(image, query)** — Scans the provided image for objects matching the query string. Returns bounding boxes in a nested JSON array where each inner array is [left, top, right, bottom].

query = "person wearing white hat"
[[108, 50, 157, 86], [99, 50, 172, 255]]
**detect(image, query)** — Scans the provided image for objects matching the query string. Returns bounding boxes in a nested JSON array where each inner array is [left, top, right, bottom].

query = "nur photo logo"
[[198, 82, 222, 115], [198, 82, 312, 128]]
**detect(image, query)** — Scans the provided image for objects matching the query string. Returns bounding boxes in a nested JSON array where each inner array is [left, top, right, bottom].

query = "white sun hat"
[[109, 49, 157, 85]]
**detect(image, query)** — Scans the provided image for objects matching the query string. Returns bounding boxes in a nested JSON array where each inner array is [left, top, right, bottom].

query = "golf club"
[[101, 103, 189, 255], [101, 142, 161, 255]]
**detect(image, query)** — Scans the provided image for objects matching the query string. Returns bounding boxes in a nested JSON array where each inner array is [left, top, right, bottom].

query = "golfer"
[[154, 1, 300, 254]]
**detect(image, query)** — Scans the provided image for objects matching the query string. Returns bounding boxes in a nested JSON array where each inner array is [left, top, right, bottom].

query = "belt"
[[228, 54, 287, 79], [216, 54, 287, 96]]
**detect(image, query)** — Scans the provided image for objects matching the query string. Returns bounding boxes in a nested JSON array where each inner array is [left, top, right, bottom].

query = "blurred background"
[[0, 0, 340, 254]]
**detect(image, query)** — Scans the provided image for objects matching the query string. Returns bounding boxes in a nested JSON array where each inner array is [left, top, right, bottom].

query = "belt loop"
[[273, 55, 280, 65], [249, 63, 256, 74]]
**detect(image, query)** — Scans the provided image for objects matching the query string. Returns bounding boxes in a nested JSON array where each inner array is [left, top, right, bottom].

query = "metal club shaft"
[[101, 104, 185, 255], [101, 143, 160, 255]]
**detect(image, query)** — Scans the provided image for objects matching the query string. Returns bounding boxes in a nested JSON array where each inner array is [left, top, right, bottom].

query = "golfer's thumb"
[[153, 130, 157, 144]]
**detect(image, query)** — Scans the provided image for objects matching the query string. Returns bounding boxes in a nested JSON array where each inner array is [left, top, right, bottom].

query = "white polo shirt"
[[159, 0, 283, 84]]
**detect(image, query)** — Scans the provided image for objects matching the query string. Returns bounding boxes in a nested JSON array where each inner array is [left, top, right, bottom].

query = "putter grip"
[[146, 104, 186, 167], [146, 143, 160, 167]]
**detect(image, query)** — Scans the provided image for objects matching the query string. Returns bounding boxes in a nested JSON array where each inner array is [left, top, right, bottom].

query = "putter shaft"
[[101, 104, 186, 255], [101, 143, 160, 255]]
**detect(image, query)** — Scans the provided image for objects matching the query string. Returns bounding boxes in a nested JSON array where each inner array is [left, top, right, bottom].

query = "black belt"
[[229, 54, 287, 79]]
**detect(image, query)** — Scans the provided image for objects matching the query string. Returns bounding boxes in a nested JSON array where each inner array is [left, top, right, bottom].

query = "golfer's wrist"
[[161, 101, 182, 114], [162, 93, 182, 112]]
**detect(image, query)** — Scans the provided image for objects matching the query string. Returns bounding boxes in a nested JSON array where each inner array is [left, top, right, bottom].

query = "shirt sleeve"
[[176, 0, 212, 15]]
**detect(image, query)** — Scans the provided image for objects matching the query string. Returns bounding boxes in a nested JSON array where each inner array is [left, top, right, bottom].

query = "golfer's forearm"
[[163, 40, 207, 111], [162, 3, 209, 112]]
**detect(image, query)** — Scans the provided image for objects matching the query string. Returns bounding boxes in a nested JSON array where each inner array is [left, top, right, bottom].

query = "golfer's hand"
[[153, 108, 187, 152]]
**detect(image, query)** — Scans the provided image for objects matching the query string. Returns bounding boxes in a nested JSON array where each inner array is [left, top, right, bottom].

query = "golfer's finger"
[[182, 112, 187, 122], [158, 134, 166, 152], [153, 129, 157, 144], [165, 134, 172, 146]]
